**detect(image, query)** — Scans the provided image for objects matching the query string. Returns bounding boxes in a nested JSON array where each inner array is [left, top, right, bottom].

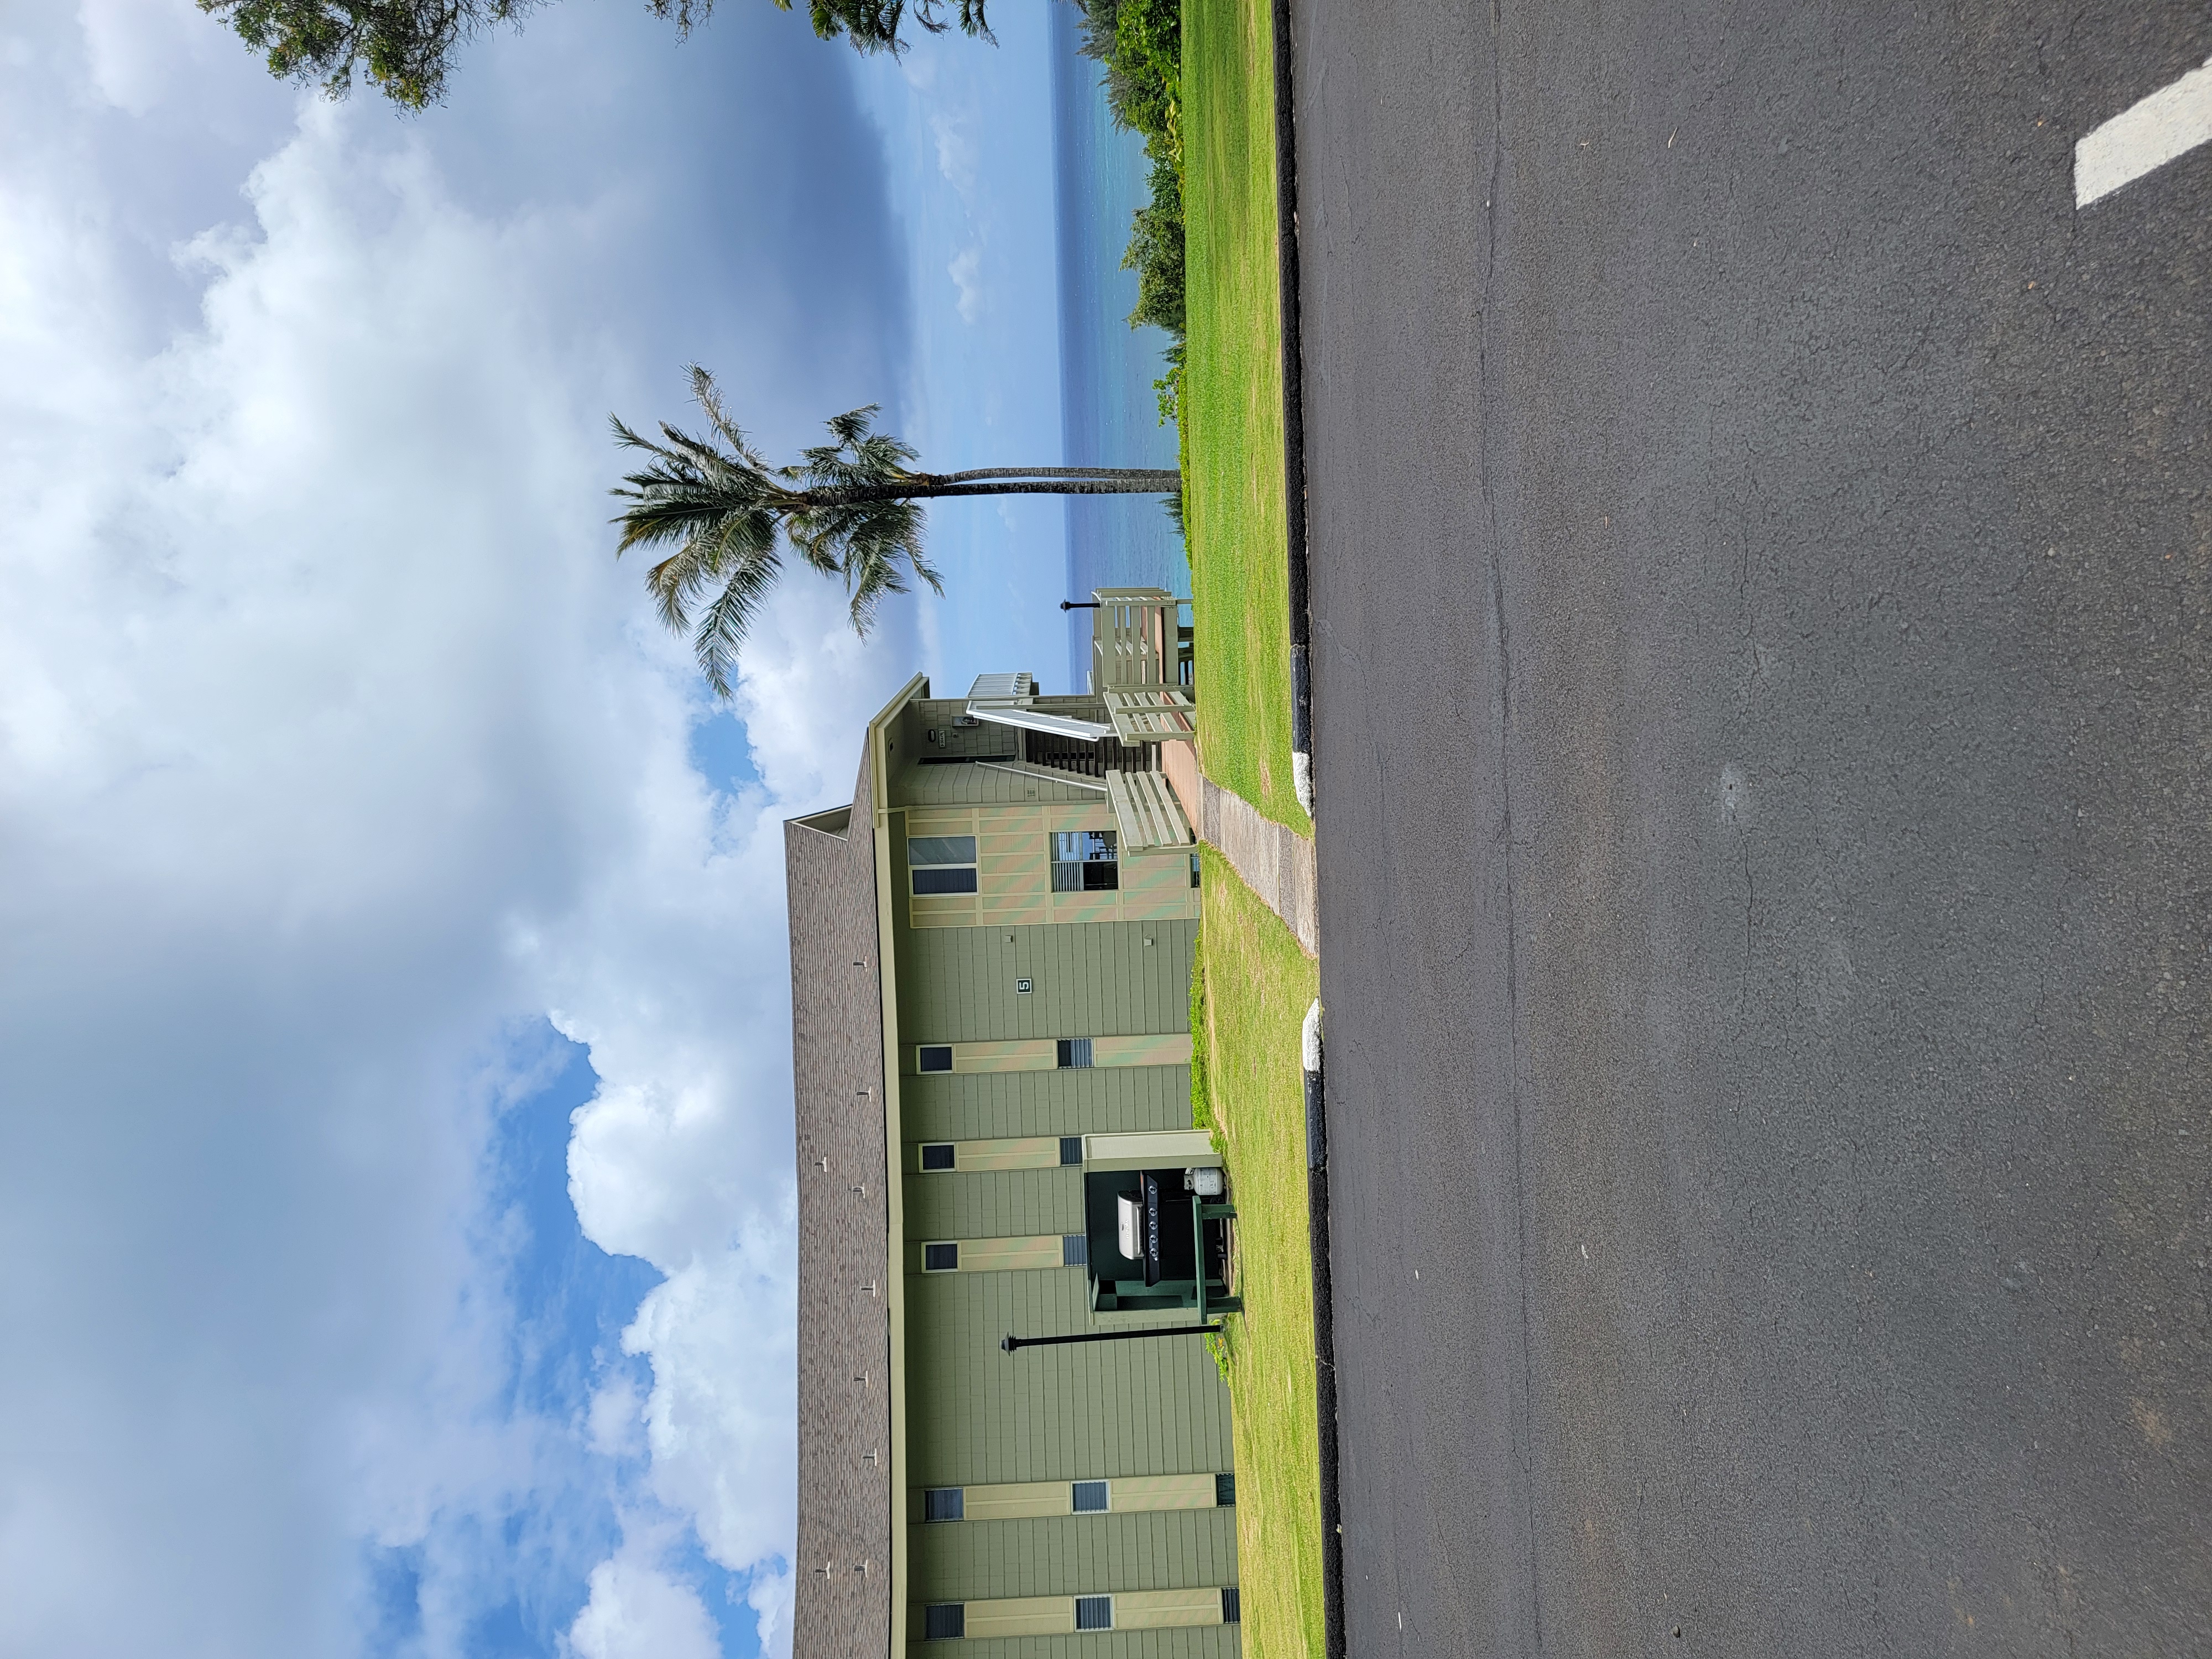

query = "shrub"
[[1188, 945, 1212, 1133], [1125, 140, 1185, 336]]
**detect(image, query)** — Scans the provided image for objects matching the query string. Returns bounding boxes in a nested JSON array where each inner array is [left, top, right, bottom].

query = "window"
[[1059, 1136, 1083, 1167], [1061, 1234, 1088, 1266], [924, 1243, 959, 1272], [920, 1143, 956, 1171], [1071, 1480, 1108, 1514], [924, 1605, 966, 1640], [917, 1046, 953, 1073], [1191, 852, 1202, 889], [1050, 830, 1118, 893], [1056, 1039, 1094, 1070], [909, 834, 978, 896], [924, 1488, 964, 1522], [1220, 1588, 1241, 1625], [1074, 1596, 1113, 1631], [1215, 1472, 1237, 1507]]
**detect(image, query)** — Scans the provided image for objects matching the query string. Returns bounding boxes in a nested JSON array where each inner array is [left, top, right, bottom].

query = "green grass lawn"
[[1180, 0, 1323, 1644], [1193, 846, 1323, 1659], [1181, 0, 1309, 838]]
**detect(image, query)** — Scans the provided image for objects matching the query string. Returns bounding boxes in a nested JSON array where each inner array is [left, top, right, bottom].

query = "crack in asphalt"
[[1477, 1, 1546, 1650]]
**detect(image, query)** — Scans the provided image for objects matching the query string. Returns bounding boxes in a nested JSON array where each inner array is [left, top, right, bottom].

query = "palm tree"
[[611, 366, 1181, 695]]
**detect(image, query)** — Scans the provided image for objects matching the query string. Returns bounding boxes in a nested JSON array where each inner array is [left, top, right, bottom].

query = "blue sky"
[[0, 3, 1086, 1656]]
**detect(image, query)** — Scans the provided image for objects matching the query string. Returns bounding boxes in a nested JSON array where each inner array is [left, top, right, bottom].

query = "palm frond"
[[687, 542, 784, 698], [811, 497, 936, 635], [822, 404, 881, 447]]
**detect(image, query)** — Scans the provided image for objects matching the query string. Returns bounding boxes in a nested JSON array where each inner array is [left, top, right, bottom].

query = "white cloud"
[[746, 1563, 795, 1659], [930, 109, 980, 197], [948, 244, 985, 324], [77, 0, 215, 114], [0, 14, 917, 1657], [566, 1550, 722, 1659]]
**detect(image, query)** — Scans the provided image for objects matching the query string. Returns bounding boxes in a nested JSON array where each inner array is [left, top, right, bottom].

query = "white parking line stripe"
[[2076, 54, 2212, 207]]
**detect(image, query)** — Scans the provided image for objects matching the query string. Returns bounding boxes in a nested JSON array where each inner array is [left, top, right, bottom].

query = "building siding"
[[895, 919, 1197, 1047], [904, 1167, 1086, 1242], [911, 1509, 1239, 1600], [901, 1067, 1192, 1143], [906, 1624, 1243, 1659], [795, 682, 1233, 1659], [903, 1271, 1232, 1490]]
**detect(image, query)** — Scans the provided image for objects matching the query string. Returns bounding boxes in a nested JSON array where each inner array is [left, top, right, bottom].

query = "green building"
[[786, 662, 1239, 1659]]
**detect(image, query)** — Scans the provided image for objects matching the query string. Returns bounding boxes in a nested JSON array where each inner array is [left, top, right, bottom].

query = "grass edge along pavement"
[[1192, 847, 1324, 1659], [1181, 0, 1308, 838], [1182, 0, 1329, 1647]]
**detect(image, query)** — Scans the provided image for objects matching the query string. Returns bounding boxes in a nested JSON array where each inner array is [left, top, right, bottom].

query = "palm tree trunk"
[[806, 474, 1182, 508], [935, 466, 1182, 483]]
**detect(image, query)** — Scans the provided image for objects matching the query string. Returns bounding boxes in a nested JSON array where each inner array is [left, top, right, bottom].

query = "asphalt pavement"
[[1293, 5, 2211, 1653]]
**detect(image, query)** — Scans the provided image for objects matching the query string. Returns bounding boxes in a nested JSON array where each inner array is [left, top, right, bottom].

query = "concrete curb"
[[1273, 0, 1315, 824], [1271, 7, 1345, 1653], [1301, 999, 1346, 1659]]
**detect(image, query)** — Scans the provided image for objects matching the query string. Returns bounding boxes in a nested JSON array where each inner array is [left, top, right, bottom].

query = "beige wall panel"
[[1091, 1034, 1195, 1068], [955, 1040, 1059, 1074], [904, 1628, 1242, 1659], [1105, 1474, 1219, 1512], [913, 1472, 1222, 1524], [952, 1235, 1067, 1273], [1121, 890, 1203, 924], [1047, 805, 1115, 832], [914, 800, 1162, 932], [1050, 893, 1124, 926], [978, 895, 1055, 928], [1085, 1129, 1219, 1174], [907, 1508, 1238, 1605], [945, 1136, 1067, 1172], [911, 1235, 1068, 1275], [1119, 848, 1202, 924], [1114, 1589, 1227, 1631], [960, 1595, 1077, 1639], [912, 895, 980, 928], [946, 1480, 1069, 1521]]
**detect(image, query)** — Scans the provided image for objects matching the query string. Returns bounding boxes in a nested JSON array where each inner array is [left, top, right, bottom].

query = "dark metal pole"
[[1060, 600, 1103, 610], [1001, 1323, 1219, 1353]]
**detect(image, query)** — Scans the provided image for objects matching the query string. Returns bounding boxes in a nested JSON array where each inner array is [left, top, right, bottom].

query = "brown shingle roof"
[[786, 750, 891, 1659]]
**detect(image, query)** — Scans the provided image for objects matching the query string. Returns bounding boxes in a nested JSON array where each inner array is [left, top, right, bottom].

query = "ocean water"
[[1050, 3, 1188, 688]]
